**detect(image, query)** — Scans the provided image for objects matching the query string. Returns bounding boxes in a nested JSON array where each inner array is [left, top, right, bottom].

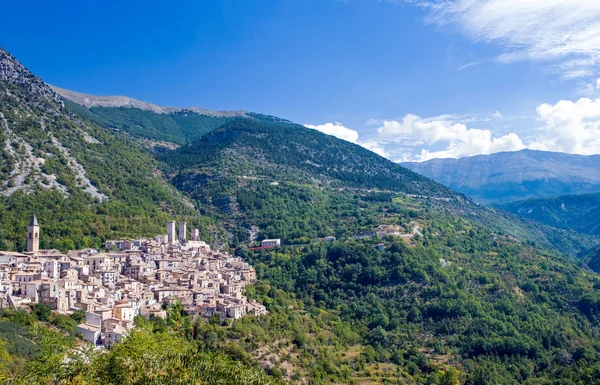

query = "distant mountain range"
[[0, 46, 596, 257], [402, 150, 600, 204]]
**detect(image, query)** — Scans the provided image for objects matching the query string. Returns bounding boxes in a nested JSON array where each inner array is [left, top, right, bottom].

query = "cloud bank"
[[305, 122, 389, 157], [308, 96, 600, 162], [531, 98, 600, 154], [418, 0, 600, 78], [377, 114, 526, 161]]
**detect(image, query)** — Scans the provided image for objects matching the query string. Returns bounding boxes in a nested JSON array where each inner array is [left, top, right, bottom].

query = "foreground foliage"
[[0, 309, 282, 385]]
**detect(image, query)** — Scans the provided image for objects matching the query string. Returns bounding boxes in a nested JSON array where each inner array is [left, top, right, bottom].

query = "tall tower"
[[27, 215, 40, 253], [167, 221, 176, 245], [179, 222, 187, 242]]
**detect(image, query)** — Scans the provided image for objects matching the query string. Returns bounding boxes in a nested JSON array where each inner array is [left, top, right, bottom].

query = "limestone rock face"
[[0, 47, 63, 106], [0, 47, 106, 200]]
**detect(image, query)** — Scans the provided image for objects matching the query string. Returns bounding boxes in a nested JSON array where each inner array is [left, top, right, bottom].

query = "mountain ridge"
[[0, 46, 201, 251], [1, 46, 596, 257], [158, 119, 598, 256], [55, 86, 295, 146], [51, 85, 250, 118], [402, 149, 600, 204]]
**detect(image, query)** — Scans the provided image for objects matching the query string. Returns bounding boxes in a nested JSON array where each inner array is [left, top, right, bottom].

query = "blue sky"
[[2, 0, 600, 161]]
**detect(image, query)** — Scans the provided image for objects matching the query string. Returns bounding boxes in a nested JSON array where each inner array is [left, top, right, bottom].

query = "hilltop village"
[[0, 216, 267, 347]]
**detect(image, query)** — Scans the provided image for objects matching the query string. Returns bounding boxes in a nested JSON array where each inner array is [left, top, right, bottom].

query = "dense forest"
[[500, 192, 600, 237], [4, 210, 600, 383]]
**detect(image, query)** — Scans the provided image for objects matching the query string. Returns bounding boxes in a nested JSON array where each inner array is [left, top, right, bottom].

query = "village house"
[[261, 239, 281, 248]]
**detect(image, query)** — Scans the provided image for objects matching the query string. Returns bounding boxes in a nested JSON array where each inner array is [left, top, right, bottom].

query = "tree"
[[32, 304, 52, 322], [368, 326, 389, 348], [438, 367, 461, 385]]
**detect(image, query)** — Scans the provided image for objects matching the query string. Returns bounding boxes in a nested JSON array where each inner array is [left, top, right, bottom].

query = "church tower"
[[27, 215, 39, 253]]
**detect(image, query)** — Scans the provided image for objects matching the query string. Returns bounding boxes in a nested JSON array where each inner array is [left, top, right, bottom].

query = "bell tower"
[[27, 215, 39, 253]]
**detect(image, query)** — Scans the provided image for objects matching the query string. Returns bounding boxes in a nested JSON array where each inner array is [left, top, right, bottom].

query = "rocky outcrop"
[[0, 47, 63, 106], [0, 47, 108, 200]]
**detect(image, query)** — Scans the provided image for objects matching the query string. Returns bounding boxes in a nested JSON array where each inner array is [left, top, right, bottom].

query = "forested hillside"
[[62, 101, 238, 145], [500, 193, 600, 237], [57, 86, 296, 146], [5, 187, 600, 384], [159, 119, 597, 256], [0, 48, 219, 251]]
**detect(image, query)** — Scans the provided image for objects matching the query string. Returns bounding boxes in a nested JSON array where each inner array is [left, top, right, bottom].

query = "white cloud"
[[418, 0, 600, 78], [418, 132, 525, 161], [457, 60, 483, 71], [305, 121, 389, 157], [360, 140, 389, 158], [376, 114, 526, 161], [305, 122, 359, 143], [309, 97, 600, 161], [530, 98, 600, 154]]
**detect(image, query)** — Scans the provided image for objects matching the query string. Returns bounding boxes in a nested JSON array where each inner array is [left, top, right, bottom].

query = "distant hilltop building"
[[261, 239, 281, 249]]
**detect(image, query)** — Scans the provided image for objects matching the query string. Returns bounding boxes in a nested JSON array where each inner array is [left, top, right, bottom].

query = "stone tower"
[[179, 222, 187, 242], [167, 221, 176, 245], [27, 215, 40, 253]]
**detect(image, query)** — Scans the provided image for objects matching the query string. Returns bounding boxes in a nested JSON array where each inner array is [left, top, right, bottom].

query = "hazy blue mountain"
[[402, 150, 600, 204]]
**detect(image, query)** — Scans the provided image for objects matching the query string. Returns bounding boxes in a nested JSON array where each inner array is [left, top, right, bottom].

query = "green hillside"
[[62, 98, 297, 146], [160, 119, 597, 256], [500, 193, 600, 237], [0, 48, 216, 251], [64, 102, 235, 145]]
